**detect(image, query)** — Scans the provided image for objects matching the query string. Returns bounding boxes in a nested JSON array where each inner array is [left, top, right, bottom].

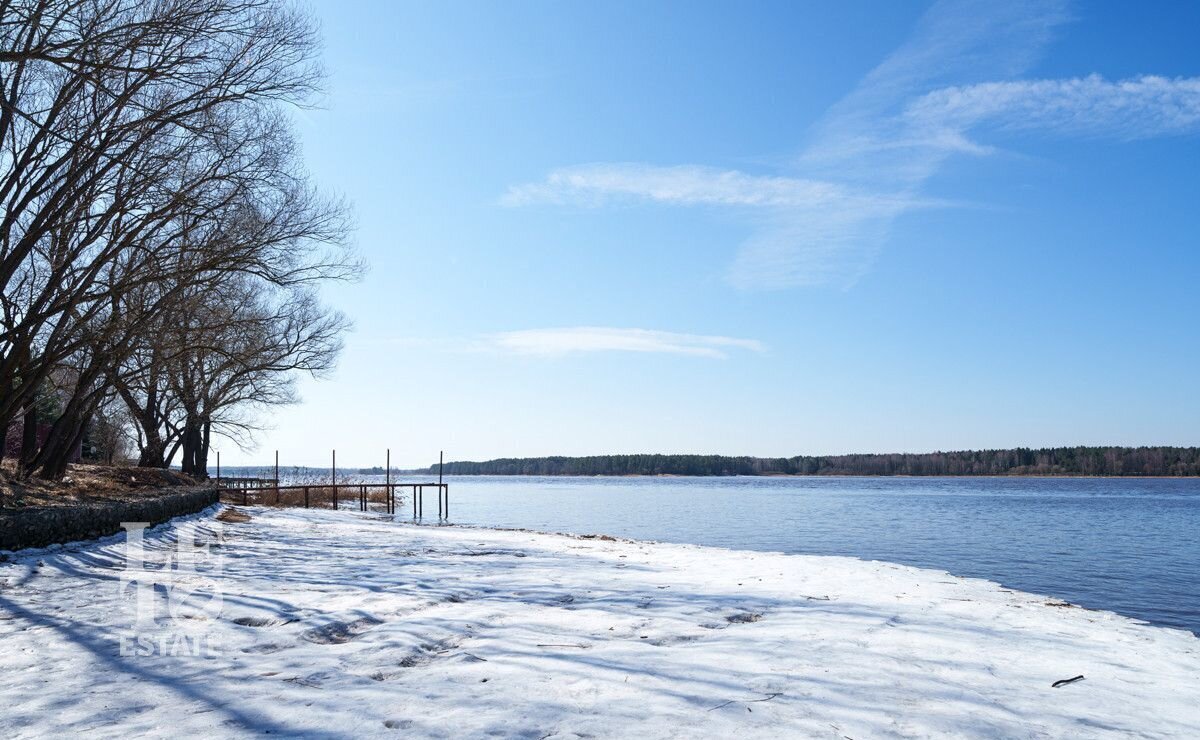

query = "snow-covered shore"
[[1, 507, 1197, 739]]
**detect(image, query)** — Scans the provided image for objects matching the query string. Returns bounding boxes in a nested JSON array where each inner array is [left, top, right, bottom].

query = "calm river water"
[[399, 475, 1200, 635]]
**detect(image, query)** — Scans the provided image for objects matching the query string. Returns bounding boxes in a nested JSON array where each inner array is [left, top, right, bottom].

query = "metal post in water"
[[216, 450, 221, 490], [304, 486, 309, 508], [386, 449, 391, 514], [332, 449, 337, 509], [439, 450, 443, 485]]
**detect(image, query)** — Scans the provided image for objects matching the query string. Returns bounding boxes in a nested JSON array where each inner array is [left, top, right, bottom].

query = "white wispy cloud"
[[502, 164, 942, 289], [501, 164, 939, 212], [904, 74, 1200, 141], [498, 1, 1200, 288], [720, 0, 1074, 288], [487, 327, 765, 359], [504, 164, 860, 208]]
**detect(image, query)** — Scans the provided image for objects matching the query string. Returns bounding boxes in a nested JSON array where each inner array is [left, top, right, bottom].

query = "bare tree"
[[84, 394, 133, 464], [1, 0, 359, 480], [172, 279, 347, 477]]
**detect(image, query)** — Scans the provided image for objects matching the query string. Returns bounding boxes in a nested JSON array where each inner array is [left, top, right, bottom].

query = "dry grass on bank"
[[230, 485, 398, 510], [0, 461, 197, 511], [215, 507, 253, 523]]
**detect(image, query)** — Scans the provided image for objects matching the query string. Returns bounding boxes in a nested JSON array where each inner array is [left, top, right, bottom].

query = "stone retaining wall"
[[0, 487, 218, 552]]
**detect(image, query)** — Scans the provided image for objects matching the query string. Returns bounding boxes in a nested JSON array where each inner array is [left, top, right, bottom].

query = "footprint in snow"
[[375, 638, 469, 675], [232, 616, 295, 627], [301, 616, 383, 644], [646, 634, 701, 646], [241, 642, 289, 654], [283, 672, 333, 688], [726, 612, 763, 624]]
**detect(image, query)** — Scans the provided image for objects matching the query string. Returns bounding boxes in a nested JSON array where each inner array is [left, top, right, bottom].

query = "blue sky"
[[222, 1, 1200, 467]]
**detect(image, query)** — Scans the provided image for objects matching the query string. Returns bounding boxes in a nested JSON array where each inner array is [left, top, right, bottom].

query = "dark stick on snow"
[[708, 692, 783, 711]]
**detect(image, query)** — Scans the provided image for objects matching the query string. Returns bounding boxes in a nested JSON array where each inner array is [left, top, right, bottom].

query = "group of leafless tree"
[[0, 0, 358, 481]]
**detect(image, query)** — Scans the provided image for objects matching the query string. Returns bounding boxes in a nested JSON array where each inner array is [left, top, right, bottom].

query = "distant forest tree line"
[[416, 447, 1200, 477]]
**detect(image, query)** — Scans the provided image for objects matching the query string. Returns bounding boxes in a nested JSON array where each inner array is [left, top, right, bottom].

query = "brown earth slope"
[[0, 462, 196, 511]]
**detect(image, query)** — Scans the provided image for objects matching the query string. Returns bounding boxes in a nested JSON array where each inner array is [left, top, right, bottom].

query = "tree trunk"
[[17, 406, 38, 479], [139, 437, 169, 468], [180, 415, 202, 476], [34, 395, 92, 481], [195, 419, 211, 479], [39, 414, 88, 481]]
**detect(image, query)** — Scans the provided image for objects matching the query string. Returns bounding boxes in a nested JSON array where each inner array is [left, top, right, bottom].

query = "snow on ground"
[[0, 506, 1197, 739]]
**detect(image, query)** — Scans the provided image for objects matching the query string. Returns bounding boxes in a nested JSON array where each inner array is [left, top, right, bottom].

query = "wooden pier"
[[215, 482, 448, 518], [214, 449, 449, 519]]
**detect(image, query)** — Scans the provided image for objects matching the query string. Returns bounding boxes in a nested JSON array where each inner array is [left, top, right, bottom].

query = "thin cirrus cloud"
[[503, 0, 1200, 290], [486, 327, 765, 359], [903, 74, 1200, 141], [503, 163, 883, 208], [500, 164, 939, 289]]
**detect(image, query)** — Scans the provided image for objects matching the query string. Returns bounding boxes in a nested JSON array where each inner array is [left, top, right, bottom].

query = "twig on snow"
[[707, 692, 782, 711]]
